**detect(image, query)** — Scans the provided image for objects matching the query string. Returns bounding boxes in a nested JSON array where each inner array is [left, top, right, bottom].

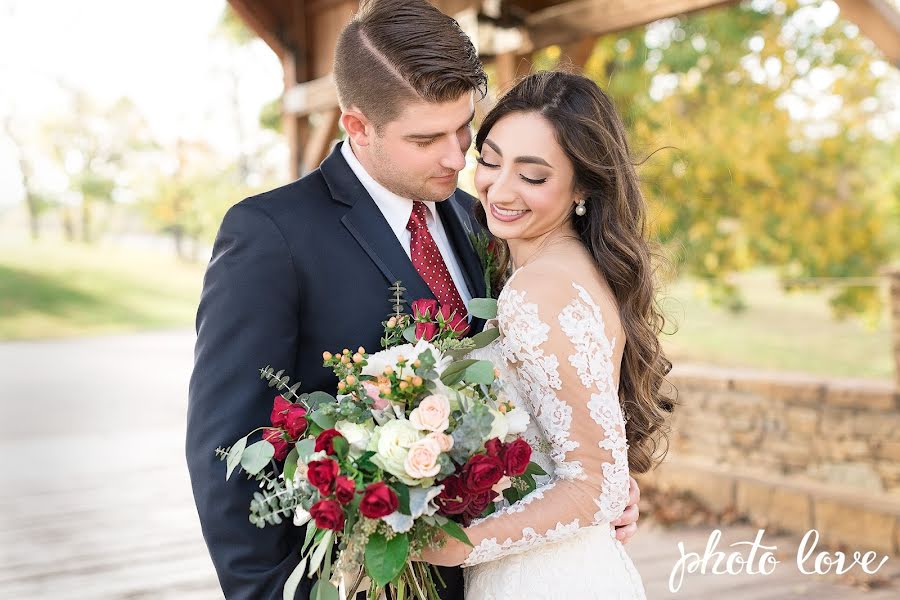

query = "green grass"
[[0, 239, 205, 340], [0, 241, 893, 381], [659, 270, 894, 381]]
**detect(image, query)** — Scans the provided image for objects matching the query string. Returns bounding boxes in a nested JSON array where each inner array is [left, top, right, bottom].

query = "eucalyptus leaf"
[[225, 436, 247, 480], [365, 531, 409, 588], [302, 523, 319, 554], [309, 409, 337, 431], [296, 438, 317, 463], [308, 391, 337, 410], [439, 359, 477, 386], [283, 555, 309, 600], [468, 298, 498, 320], [240, 440, 275, 475], [403, 325, 418, 344], [312, 579, 339, 600]]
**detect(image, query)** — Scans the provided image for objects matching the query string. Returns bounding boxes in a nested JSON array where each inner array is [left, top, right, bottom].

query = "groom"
[[186, 0, 641, 598]]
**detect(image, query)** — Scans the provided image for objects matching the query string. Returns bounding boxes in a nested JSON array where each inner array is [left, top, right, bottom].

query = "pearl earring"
[[575, 199, 587, 216]]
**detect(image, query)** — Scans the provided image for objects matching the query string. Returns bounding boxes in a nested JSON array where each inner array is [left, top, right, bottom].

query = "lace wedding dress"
[[461, 266, 646, 600]]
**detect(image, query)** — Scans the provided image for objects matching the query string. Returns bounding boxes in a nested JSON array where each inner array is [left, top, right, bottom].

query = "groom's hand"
[[612, 476, 640, 544]]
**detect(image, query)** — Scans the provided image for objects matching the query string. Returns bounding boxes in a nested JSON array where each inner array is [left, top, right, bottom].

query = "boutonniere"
[[469, 231, 501, 299]]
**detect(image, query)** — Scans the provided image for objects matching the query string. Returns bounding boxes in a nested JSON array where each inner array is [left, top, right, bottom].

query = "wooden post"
[[282, 51, 309, 181], [886, 267, 900, 389], [560, 36, 597, 71]]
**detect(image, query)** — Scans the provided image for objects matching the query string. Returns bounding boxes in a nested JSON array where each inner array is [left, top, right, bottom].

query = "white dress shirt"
[[340, 140, 473, 311]]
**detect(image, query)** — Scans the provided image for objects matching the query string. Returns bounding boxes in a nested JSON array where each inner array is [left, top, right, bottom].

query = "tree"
[[572, 0, 898, 315]]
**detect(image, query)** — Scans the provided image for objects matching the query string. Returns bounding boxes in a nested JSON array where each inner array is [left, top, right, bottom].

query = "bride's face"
[[474, 111, 581, 243]]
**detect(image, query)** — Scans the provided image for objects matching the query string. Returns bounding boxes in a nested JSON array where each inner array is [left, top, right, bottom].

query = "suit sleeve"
[[186, 202, 310, 599]]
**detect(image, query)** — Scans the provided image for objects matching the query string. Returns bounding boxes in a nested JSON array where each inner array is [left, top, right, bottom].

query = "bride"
[[416, 70, 673, 599]]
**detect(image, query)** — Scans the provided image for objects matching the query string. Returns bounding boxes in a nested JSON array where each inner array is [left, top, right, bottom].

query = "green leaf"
[[283, 555, 309, 600], [365, 531, 409, 588], [402, 325, 418, 344], [308, 391, 337, 410], [296, 438, 317, 462], [309, 409, 337, 431], [461, 360, 495, 385], [331, 436, 349, 460], [240, 440, 275, 475], [283, 447, 299, 482], [468, 298, 498, 320], [312, 579, 339, 600], [308, 530, 333, 576], [439, 518, 473, 547], [439, 359, 477, 386], [225, 436, 247, 480], [524, 461, 547, 477], [302, 523, 318, 554], [469, 327, 500, 349], [393, 483, 411, 515]]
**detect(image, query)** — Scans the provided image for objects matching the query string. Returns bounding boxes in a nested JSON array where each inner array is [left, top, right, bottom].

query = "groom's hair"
[[334, 0, 487, 128]]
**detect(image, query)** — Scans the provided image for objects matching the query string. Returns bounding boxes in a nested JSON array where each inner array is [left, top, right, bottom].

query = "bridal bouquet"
[[216, 284, 545, 600]]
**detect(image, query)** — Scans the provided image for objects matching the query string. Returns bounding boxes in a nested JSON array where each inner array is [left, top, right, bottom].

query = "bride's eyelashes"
[[476, 156, 548, 185]]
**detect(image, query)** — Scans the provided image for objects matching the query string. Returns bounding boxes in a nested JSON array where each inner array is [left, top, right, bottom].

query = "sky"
[[0, 0, 283, 206]]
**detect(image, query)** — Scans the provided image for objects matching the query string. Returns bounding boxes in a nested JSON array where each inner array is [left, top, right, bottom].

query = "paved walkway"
[[0, 331, 896, 598]]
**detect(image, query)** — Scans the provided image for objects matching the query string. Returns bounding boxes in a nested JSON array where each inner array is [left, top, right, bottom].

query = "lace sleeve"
[[460, 267, 631, 567]]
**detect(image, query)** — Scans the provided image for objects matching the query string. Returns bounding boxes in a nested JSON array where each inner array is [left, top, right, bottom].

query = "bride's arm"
[[420, 268, 632, 567]]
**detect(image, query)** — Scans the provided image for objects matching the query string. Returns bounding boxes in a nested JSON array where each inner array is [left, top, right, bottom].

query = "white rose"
[[404, 437, 442, 479], [370, 419, 424, 485], [409, 394, 451, 432], [335, 420, 374, 457], [486, 407, 509, 441], [503, 407, 530, 436]]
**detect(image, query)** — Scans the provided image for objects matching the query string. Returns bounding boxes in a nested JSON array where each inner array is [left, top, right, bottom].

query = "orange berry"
[[353, 353, 364, 363], [399, 382, 409, 390], [412, 376, 423, 387], [346, 375, 357, 385], [338, 381, 347, 391], [323, 351, 333, 361], [358, 346, 365, 354]]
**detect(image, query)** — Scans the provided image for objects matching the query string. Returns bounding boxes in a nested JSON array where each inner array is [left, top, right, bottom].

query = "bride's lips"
[[489, 203, 530, 223]]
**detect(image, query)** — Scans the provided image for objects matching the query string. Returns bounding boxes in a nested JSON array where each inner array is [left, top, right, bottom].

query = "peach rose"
[[409, 394, 450, 432], [404, 437, 442, 479], [426, 431, 454, 453]]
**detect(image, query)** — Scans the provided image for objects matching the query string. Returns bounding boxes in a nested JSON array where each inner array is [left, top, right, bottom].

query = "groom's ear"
[[341, 109, 374, 147]]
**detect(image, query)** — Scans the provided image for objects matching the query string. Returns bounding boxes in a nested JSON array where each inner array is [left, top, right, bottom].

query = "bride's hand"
[[612, 476, 640, 544], [413, 531, 470, 567]]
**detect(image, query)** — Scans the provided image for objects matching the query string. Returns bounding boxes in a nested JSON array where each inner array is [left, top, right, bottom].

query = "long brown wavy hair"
[[474, 70, 675, 473]]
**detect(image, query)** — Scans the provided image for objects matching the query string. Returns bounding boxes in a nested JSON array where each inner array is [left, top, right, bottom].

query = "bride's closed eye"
[[476, 156, 548, 185]]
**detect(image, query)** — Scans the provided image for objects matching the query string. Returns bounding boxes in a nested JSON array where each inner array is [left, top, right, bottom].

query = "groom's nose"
[[438, 138, 467, 173]]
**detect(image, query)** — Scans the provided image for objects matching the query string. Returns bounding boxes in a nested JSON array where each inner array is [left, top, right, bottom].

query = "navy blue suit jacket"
[[186, 142, 486, 599]]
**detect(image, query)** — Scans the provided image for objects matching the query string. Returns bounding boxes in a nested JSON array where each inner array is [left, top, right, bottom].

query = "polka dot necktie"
[[406, 201, 468, 320]]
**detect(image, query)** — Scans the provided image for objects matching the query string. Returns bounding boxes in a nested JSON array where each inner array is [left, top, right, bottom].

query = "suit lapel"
[[437, 195, 486, 300], [320, 143, 434, 306]]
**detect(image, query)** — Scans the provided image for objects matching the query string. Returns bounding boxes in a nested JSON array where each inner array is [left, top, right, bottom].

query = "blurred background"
[[0, 0, 898, 598]]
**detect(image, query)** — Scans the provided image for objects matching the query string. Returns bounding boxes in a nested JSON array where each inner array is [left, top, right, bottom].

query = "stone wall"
[[641, 364, 900, 554]]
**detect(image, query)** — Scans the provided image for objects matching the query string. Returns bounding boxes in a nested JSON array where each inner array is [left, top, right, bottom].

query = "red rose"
[[284, 405, 308, 439], [359, 482, 399, 518], [447, 313, 470, 337], [414, 321, 439, 341], [463, 454, 504, 493], [502, 438, 532, 476], [435, 475, 471, 516], [412, 299, 439, 320], [270, 395, 292, 428], [309, 499, 345, 531], [306, 458, 339, 495], [484, 437, 503, 458], [465, 490, 498, 519], [263, 428, 292, 461], [334, 476, 357, 505], [315, 429, 344, 456]]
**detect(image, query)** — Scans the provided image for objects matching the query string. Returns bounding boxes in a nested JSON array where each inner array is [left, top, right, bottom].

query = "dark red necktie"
[[406, 201, 467, 320]]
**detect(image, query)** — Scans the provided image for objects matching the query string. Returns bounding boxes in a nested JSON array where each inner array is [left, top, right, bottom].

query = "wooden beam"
[[283, 74, 340, 116], [227, 0, 287, 58], [835, 0, 900, 66], [559, 36, 597, 70], [523, 0, 739, 51], [301, 108, 342, 174]]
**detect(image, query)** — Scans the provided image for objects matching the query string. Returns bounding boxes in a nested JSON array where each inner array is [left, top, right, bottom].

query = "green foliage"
[[365, 531, 410, 588], [564, 0, 899, 316]]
